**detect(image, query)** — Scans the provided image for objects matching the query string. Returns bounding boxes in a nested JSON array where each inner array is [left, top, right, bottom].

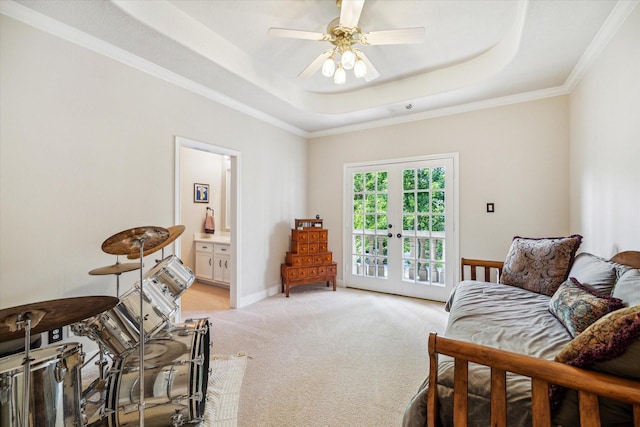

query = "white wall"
[[569, 5, 640, 257], [0, 16, 307, 311], [308, 96, 570, 281]]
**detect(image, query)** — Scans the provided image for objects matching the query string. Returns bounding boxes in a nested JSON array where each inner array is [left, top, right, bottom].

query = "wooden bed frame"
[[428, 251, 640, 427]]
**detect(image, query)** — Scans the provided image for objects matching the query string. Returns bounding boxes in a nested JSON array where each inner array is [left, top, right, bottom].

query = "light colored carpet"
[[202, 353, 248, 427], [182, 283, 448, 427]]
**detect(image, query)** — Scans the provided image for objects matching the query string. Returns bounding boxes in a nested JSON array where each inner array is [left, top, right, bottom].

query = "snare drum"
[[105, 318, 210, 426], [71, 279, 177, 357], [0, 343, 84, 427], [144, 255, 195, 300]]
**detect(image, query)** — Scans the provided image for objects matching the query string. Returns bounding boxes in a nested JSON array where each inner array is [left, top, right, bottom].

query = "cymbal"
[[127, 225, 186, 259], [101, 226, 169, 256], [0, 296, 119, 343], [88, 262, 140, 276]]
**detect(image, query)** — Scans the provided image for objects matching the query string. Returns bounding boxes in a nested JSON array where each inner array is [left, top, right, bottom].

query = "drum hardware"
[[81, 342, 110, 382], [101, 226, 170, 427], [170, 410, 185, 427], [18, 315, 32, 427], [89, 258, 141, 298]]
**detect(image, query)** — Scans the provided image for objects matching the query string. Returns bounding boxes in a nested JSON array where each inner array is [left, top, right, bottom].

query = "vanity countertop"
[[194, 233, 230, 244]]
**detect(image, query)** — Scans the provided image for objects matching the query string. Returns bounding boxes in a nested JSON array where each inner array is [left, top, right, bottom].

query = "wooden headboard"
[[461, 250, 640, 284], [610, 250, 640, 269]]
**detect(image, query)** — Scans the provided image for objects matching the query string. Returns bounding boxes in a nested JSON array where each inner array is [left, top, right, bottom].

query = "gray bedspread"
[[403, 280, 572, 427]]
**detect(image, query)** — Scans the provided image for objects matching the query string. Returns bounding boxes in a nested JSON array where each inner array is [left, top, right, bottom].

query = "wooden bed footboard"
[[426, 333, 640, 427]]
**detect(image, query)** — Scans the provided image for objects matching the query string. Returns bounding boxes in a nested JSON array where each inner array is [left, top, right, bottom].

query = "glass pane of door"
[[344, 156, 456, 301], [401, 166, 446, 286], [351, 170, 389, 280]]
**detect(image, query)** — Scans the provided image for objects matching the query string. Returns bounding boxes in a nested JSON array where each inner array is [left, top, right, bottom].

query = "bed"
[[403, 246, 640, 427]]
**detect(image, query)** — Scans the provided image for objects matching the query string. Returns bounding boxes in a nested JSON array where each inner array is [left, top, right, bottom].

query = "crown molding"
[[307, 86, 569, 138], [2, 0, 635, 140], [564, 0, 638, 91], [0, 1, 308, 138]]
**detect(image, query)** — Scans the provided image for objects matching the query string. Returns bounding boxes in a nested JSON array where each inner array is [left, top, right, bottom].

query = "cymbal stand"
[[16, 314, 33, 427], [113, 256, 123, 298], [136, 238, 148, 427]]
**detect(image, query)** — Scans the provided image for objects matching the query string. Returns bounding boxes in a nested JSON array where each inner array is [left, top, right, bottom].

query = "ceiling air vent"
[[388, 103, 414, 114]]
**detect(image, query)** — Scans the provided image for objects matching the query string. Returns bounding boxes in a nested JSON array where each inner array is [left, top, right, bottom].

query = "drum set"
[[0, 226, 210, 427]]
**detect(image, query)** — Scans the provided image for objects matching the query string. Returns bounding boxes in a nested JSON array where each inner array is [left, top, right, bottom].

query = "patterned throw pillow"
[[500, 235, 582, 296], [549, 278, 624, 337], [550, 305, 640, 423]]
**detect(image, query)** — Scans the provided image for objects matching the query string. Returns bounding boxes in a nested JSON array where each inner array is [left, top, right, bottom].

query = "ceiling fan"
[[268, 0, 425, 84]]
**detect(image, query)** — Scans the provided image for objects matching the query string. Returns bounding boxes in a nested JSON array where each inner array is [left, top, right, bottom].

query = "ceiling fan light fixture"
[[322, 57, 336, 77], [334, 65, 346, 84], [354, 58, 367, 78], [341, 49, 356, 70]]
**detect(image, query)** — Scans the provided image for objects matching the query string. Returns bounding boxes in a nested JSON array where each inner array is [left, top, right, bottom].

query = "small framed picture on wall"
[[194, 183, 209, 203]]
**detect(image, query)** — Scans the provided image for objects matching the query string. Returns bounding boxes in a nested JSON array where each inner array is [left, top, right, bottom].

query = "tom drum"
[[144, 255, 195, 301], [71, 280, 177, 357]]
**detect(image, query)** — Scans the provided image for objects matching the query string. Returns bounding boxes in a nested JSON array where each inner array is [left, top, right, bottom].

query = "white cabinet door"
[[221, 255, 231, 284], [213, 244, 230, 284], [195, 251, 213, 280], [195, 242, 214, 280]]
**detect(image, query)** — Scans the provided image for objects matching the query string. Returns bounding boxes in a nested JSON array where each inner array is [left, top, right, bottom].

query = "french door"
[[344, 155, 458, 301]]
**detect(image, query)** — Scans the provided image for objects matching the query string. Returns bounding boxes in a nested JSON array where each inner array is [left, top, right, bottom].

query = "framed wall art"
[[194, 183, 209, 203]]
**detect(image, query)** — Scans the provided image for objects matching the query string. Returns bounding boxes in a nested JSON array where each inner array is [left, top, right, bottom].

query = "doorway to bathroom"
[[174, 136, 241, 310]]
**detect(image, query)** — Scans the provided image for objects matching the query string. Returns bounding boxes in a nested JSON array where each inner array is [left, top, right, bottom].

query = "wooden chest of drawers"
[[281, 218, 337, 297]]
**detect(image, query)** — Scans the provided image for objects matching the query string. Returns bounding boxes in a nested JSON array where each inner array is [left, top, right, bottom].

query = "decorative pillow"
[[500, 235, 583, 296], [567, 252, 618, 295], [548, 277, 624, 337], [551, 305, 640, 425], [612, 268, 640, 307]]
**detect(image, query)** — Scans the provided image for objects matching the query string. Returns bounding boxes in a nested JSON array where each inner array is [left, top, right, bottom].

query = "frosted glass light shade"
[[334, 66, 346, 84], [322, 58, 336, 77], [354, 59, 367, 78], [341, 50, 356, 70]]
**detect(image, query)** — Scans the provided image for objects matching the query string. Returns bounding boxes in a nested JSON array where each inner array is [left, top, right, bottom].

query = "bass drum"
[[0, 343, 83, 427], [105, 318, 210, 426]]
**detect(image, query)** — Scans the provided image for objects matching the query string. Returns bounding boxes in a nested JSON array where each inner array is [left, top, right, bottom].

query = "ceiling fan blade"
[[298, 50, 334, 79], [360, 28, 426, 45], [339, 0, 365, 29], [355, 50, 380, 82], [268, 28, 329, 41]]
